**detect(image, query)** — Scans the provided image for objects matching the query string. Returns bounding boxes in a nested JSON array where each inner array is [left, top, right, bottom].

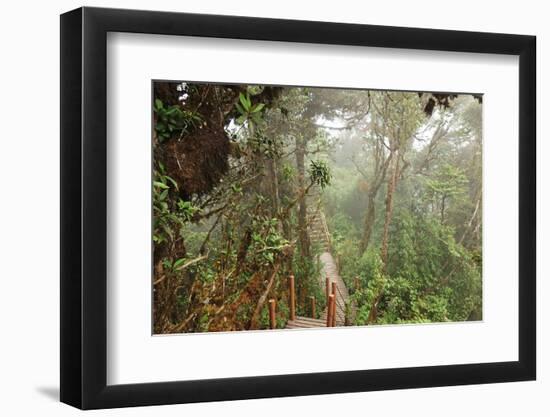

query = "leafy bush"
[[153, 98, 202, 142]]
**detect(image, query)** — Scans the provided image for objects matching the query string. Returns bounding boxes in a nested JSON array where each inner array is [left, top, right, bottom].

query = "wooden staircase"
[[286, 316, 327, 329], [283, 188, 352, 329], [306, 191, 331, 252]]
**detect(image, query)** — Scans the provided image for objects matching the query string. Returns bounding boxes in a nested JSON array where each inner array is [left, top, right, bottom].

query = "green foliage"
[[380, 210, 480, 323], [293, 245, 325, 318], [426, 164, 468, 196], [152, 162, 200, 245], [425, 164, 469, 222], [176, 200, 200, 222], [328, 176, 481, 325], [235, 92, 265, 126], [259, 299, 290, 329], [308, 160, 332, 189], [152, 164, 180, 245], [154, 98, 202, 142], [352, 251, 386, 324], [250, 217, 289, 266], [248, 132, 281, 158], [329, 212, 360, 246], [281, 163, 295, 182]]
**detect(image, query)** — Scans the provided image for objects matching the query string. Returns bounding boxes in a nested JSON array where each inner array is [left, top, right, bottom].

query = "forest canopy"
[[152, 81, 482, 334]]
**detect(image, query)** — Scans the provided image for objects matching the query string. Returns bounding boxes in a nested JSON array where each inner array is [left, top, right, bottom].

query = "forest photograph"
[[152, 81, 483, 334]]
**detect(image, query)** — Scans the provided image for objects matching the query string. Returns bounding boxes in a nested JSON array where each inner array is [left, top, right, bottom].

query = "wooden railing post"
[[289, 275, 296, 321], [330, 295, 336, 327], [331, 282, 338, 326], [325, 277, 330, 300], [268, 299, 276, 329], [326, 294, 335, 327], [310, 296, 316, 318]]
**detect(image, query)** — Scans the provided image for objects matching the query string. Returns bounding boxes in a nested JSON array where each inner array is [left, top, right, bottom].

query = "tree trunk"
[[296, 136, 310, 258], [248, 262, 282, 329], [357, 141, 391, 255], [267, 158, 281, 218], [367, 153, 399, 324], [458, 191, 481, 247], [440, 194, 446, 224], [380, 152, 399, 269], [360, 190, 377, 253], [366, 290, 384, 324]]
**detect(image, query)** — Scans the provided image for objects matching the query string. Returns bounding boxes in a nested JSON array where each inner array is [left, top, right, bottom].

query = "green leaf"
[[164, 175, 179, 190], [251, 103, 265, 113], [154, 98, 163, 110], [235, 103, 246, 115], [239, 93, 251, 111], [173, 258, 186, 269], [153, 181, 169, 189]]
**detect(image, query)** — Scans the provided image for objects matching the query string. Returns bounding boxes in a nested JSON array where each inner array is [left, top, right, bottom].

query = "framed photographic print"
[[60, 6, 536, 409]]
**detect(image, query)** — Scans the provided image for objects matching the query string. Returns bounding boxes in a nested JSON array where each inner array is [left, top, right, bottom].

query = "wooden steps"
[[281, 192, 354, 329], [283, 250, 350, 329], [307, 208, 331, 251], [286, 316, 327, 329]]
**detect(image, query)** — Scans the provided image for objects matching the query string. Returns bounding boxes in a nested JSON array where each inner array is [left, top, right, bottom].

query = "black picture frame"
[[60, 6, 536, 410]]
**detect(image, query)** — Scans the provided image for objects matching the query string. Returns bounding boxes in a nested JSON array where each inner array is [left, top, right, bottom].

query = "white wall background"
[[0, 0, 545, 415]]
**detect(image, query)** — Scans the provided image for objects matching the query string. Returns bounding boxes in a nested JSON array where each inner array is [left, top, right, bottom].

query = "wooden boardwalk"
[[285, 199, 351, 329], [319, 252, 349, 326], [286, 316, 327, 329]]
